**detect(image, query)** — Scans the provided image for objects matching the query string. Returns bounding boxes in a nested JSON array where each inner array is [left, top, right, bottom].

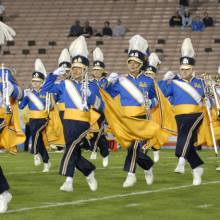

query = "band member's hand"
[[107, 72, 119, 84], [53, 67, 65, 76], [163, 71, 176, 80], [24, 88, 30, 96]]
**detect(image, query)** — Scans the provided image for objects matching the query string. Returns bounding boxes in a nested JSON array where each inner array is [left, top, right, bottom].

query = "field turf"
[[0, 149, 220, 220]]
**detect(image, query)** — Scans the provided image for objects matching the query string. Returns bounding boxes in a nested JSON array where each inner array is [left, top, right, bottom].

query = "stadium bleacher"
[[1, 0, 220, 86]]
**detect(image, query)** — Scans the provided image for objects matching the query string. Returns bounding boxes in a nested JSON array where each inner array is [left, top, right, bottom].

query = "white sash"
[[119, 76, 144, 104], [173, 80, 202, 104], [27, 91, 45, 110], [216, 87, 220, 97], [64, 80, 84, 111]]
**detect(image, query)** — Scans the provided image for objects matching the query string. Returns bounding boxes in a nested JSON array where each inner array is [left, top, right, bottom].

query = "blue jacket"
[[43, 73, 104, 113]]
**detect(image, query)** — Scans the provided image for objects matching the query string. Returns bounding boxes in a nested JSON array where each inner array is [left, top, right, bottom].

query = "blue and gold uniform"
[[159, 76, 205, 170], [106, 72, 157, 175], [44, 73, 103, 177], [19, 58, 52, 173], [0, 69, 24, 201], [158, 38, 205, 185], [19, 88, 50, 164], [43, 36, 103, 191], [89, 78, 109, 164]]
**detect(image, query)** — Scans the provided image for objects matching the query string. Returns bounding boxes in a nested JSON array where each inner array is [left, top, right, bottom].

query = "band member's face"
[[128, 60, 142, 76], [92, 69, 103, 79], [31, 80, 42, 90], [180, 67, 193, 81], [71, 66, 83, 80]]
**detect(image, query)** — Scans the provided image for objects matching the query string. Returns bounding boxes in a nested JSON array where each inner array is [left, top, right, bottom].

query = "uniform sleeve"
[[42, 73, 63, 95], [11, 85, 23, 100], [19, 95, 29, 109], [105, 81, 120, 98], [158, 80, 174, 97]]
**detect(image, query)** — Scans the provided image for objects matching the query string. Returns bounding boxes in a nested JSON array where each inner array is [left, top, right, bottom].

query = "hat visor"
[[93, 66, 104, 71], [180, 64, 193, 70], [71, 63, 86, 68], [32, 78, 44, 82], [145, 70, 156, 75], [127, 57, 143, 64]]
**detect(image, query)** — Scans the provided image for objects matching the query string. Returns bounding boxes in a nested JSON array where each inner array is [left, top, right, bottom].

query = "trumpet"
[[81, 67, 89, 112], [2, 63, 11, 114], [201, 73, 218, 155]]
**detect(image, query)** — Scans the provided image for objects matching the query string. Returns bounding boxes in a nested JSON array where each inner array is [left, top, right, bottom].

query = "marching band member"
[[43, 36, 104, 192], [19, 59, 51, 172], [0, 68, 23, 213], [144, 52, 161, 162], [89, 47, 109, 168], [57, 48, 71, 121], [158, 38, 206, 185], [0, 21, 24, 213], [105, 35, 159, 188]]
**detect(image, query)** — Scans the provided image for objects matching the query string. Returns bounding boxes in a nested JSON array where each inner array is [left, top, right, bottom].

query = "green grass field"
[[0, 149, 220, 220]]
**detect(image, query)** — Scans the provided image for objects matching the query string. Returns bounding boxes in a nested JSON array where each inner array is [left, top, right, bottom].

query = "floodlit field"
[[0, 149, 220, 220]]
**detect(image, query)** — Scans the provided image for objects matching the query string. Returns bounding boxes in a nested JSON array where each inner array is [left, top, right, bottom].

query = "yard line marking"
[[7, 180, 220, 214], [197, 204, 213, 208], [124, 203, 140, 208]]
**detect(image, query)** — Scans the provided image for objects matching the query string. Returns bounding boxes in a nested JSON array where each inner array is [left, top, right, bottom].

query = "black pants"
[[175, 113, 204, 169], [0, 166, 9, 194], [24, 123, 31, 151], [90, 132, 109, 158], [124, 141, 154, 173], [29, 118, 49, 163], [60, 119, 95, 178]]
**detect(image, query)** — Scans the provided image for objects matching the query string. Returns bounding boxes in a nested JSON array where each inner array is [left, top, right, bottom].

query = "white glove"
[[24, 88, 31, 96], [8, 81, 14, 96], [107, 72, 119, 84], [53, 66, 65, 76], [163, 71, 176, 80]]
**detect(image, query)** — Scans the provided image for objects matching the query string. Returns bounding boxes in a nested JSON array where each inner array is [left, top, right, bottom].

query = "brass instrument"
[[201, 73, 218, 155], [202, 73, 220, 119], [45, 92, 51, 116], [143, 89, 151, 120], [81, 67, 89, 112], [2, 63, 11, 113]]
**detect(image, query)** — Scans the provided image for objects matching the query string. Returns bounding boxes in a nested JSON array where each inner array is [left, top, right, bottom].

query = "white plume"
[[69, 36, 89, 58], [35, 58, 47, 77], [128, 35, 148, 54], [93, 47, 104, 62], [0, 21, 16, 45], [148, 52, 161, 67], [58, 48, 71, 66], [181, 38, 195, 58]]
